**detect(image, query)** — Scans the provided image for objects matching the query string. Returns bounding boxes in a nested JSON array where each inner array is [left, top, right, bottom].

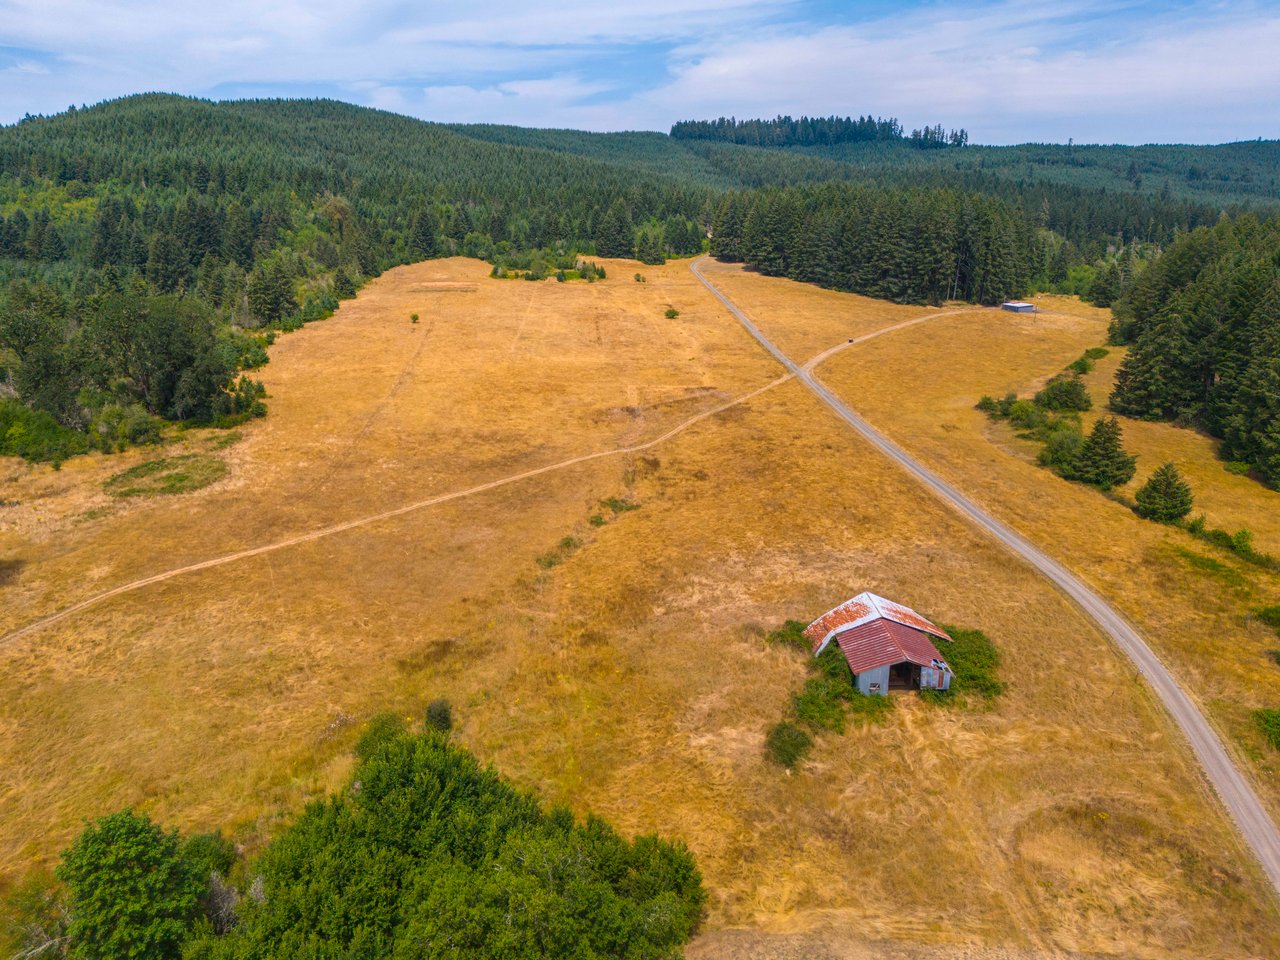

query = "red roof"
[[834, 619, 949, 675], [804, 591, 951, 654]]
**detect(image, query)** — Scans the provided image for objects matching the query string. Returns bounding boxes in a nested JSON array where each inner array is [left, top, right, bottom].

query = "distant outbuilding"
[[804, 592, 953, 696], [1002, 301, 1036, 313]]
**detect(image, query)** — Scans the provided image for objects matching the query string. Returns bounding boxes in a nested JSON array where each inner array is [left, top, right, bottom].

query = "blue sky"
[[0, 0, 1277, 143]]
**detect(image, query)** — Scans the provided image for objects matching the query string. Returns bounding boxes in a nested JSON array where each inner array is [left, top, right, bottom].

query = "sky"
[[0, 0, 1277, 144]]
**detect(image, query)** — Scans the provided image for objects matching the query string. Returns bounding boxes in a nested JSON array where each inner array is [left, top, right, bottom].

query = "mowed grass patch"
[[103, 454, 227, 498]]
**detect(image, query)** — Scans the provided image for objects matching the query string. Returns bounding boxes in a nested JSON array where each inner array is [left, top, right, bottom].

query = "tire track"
[[0, 297, 960, 649]]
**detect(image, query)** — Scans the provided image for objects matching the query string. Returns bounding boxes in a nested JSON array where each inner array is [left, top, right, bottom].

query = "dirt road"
[[689, 254, 1280, 898]]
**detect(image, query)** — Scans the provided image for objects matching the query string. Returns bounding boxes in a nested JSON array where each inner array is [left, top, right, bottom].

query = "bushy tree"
[[57, 810, 202, 960], [1134, 462, 1194, 522], [186, 727, 705, 959], [1035, 376, 1092, 412]]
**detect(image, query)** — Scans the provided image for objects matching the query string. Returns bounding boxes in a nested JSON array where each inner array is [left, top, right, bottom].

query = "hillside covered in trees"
[[1109, 214, 1280, 486], [0, 95, 1276, 463]]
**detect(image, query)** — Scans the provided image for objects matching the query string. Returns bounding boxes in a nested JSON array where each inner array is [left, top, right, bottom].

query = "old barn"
[[804, 592, 953, 696]]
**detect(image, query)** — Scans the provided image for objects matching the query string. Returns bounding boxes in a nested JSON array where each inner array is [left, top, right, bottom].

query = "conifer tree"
[[1134, 463, 1194, 522], [594, 199, 634, 259], [1070, 416, 1137, 489]]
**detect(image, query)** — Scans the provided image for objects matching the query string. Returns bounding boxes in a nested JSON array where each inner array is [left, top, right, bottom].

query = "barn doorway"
[[888, 661, 920, 691]]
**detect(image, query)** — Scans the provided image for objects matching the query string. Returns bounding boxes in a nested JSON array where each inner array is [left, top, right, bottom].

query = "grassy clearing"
[[103, 454, 227, 498]]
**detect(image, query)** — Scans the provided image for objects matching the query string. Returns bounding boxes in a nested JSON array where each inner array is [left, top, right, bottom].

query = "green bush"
[[1007, 399, 1048, 432], [1257, 606, 1280, 632], [765, 721, 813, 769], [425, 698, 453, 733], [765, 619, 809, 652], [1035, 376, 1092, 412], [0, 397, 90, 463], [792, 676, 849, 733], [935, 625, 1005, 701], [1083, 347, 1110, 361], [1256, 709, 1280, 750], [1037, 422, 1084, 472], [664, 307, 679, 319]]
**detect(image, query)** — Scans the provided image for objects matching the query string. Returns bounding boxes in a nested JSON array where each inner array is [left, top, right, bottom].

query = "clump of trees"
[[5, 715, 706, 960], [711, 183, 1032, 305]]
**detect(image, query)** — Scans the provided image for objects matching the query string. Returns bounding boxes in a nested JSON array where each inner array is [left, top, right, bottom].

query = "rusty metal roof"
[[804, 591, 951, 655], [834, 619, 950, 675]]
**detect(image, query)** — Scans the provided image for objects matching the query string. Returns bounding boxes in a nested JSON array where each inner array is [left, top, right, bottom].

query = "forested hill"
[[673, 115, 1280, 209], [0, 93, 1274, 467]]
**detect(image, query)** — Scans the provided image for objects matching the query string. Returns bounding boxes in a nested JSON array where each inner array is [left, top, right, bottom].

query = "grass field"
[[2, 258, 1278, 958]]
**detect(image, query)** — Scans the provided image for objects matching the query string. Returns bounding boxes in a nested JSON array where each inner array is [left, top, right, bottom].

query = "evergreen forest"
[[0, 95, 1276, 469]]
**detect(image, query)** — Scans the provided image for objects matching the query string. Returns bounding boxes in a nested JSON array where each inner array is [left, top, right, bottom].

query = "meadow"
[[1, 258, 1277, 958]]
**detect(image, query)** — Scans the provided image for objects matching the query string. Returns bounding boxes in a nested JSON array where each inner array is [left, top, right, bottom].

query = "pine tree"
[[1070, 416, 1137, 489], [594, 199, 634, 259], [1134, 463, 1194, 522], [408, 208, 440, 259]]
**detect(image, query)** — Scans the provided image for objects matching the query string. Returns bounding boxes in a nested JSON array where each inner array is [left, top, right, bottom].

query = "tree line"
[[670, 115, 968, 150], [4, 716, 706, 960], [1108, 213, 1280, 486], [710, 183, 1031, 304]]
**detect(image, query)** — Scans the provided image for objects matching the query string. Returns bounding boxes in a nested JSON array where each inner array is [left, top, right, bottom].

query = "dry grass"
[[0, 259, 1277, 958]]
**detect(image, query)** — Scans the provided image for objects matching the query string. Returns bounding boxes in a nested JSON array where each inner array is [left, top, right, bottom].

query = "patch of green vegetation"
[[765, 721, 812, 770], [1224, 461, 1252, 476], [792, 676, 851, 733], [845, 689, 896, 722], [664, 307, 680, 319], [0, 397, 91, 463], [1256, 606, 1280, 633], [12, 717, 705, 959], [1255, 709, 1280, 751], [103, 454, 227, 498], [588, 514, 606, 527], [208, 430, 243, 450], [1083, 347, 1111, 361], [922, 625, 1005, 705], [536, 533, 583, 569], [1184, 517, 1278, 571], [765, 619, 809, 652], [1173, 547, 1248, 589], [600, 496, 640, 514]]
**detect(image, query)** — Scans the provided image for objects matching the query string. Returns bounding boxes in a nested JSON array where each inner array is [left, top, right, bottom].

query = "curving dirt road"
[[690, 255, 1280, 898]]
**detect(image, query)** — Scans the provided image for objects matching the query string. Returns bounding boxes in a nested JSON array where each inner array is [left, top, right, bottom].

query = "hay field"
[[1, 258, 1278, 958]]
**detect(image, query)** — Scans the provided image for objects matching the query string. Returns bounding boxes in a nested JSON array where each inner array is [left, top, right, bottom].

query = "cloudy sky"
[[0, 0, 1276, 143]]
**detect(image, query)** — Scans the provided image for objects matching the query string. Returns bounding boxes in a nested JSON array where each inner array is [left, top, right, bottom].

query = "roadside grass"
[[103, 454, 227, 498]]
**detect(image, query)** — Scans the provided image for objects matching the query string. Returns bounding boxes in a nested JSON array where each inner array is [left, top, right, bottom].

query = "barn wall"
[[855, 665, 891, 696]]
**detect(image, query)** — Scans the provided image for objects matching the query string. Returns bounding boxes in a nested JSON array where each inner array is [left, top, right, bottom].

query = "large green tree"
[[1068, 416, 1137, 490], [1134, 462, 1194, 522], [57, 810, 202, 960]]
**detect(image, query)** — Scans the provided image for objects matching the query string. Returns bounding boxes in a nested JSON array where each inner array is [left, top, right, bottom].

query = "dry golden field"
[[2, 257, 1279, 958]]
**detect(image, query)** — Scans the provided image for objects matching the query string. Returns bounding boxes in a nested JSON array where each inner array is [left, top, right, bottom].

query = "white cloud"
[[0, 0, 1276, 142]]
